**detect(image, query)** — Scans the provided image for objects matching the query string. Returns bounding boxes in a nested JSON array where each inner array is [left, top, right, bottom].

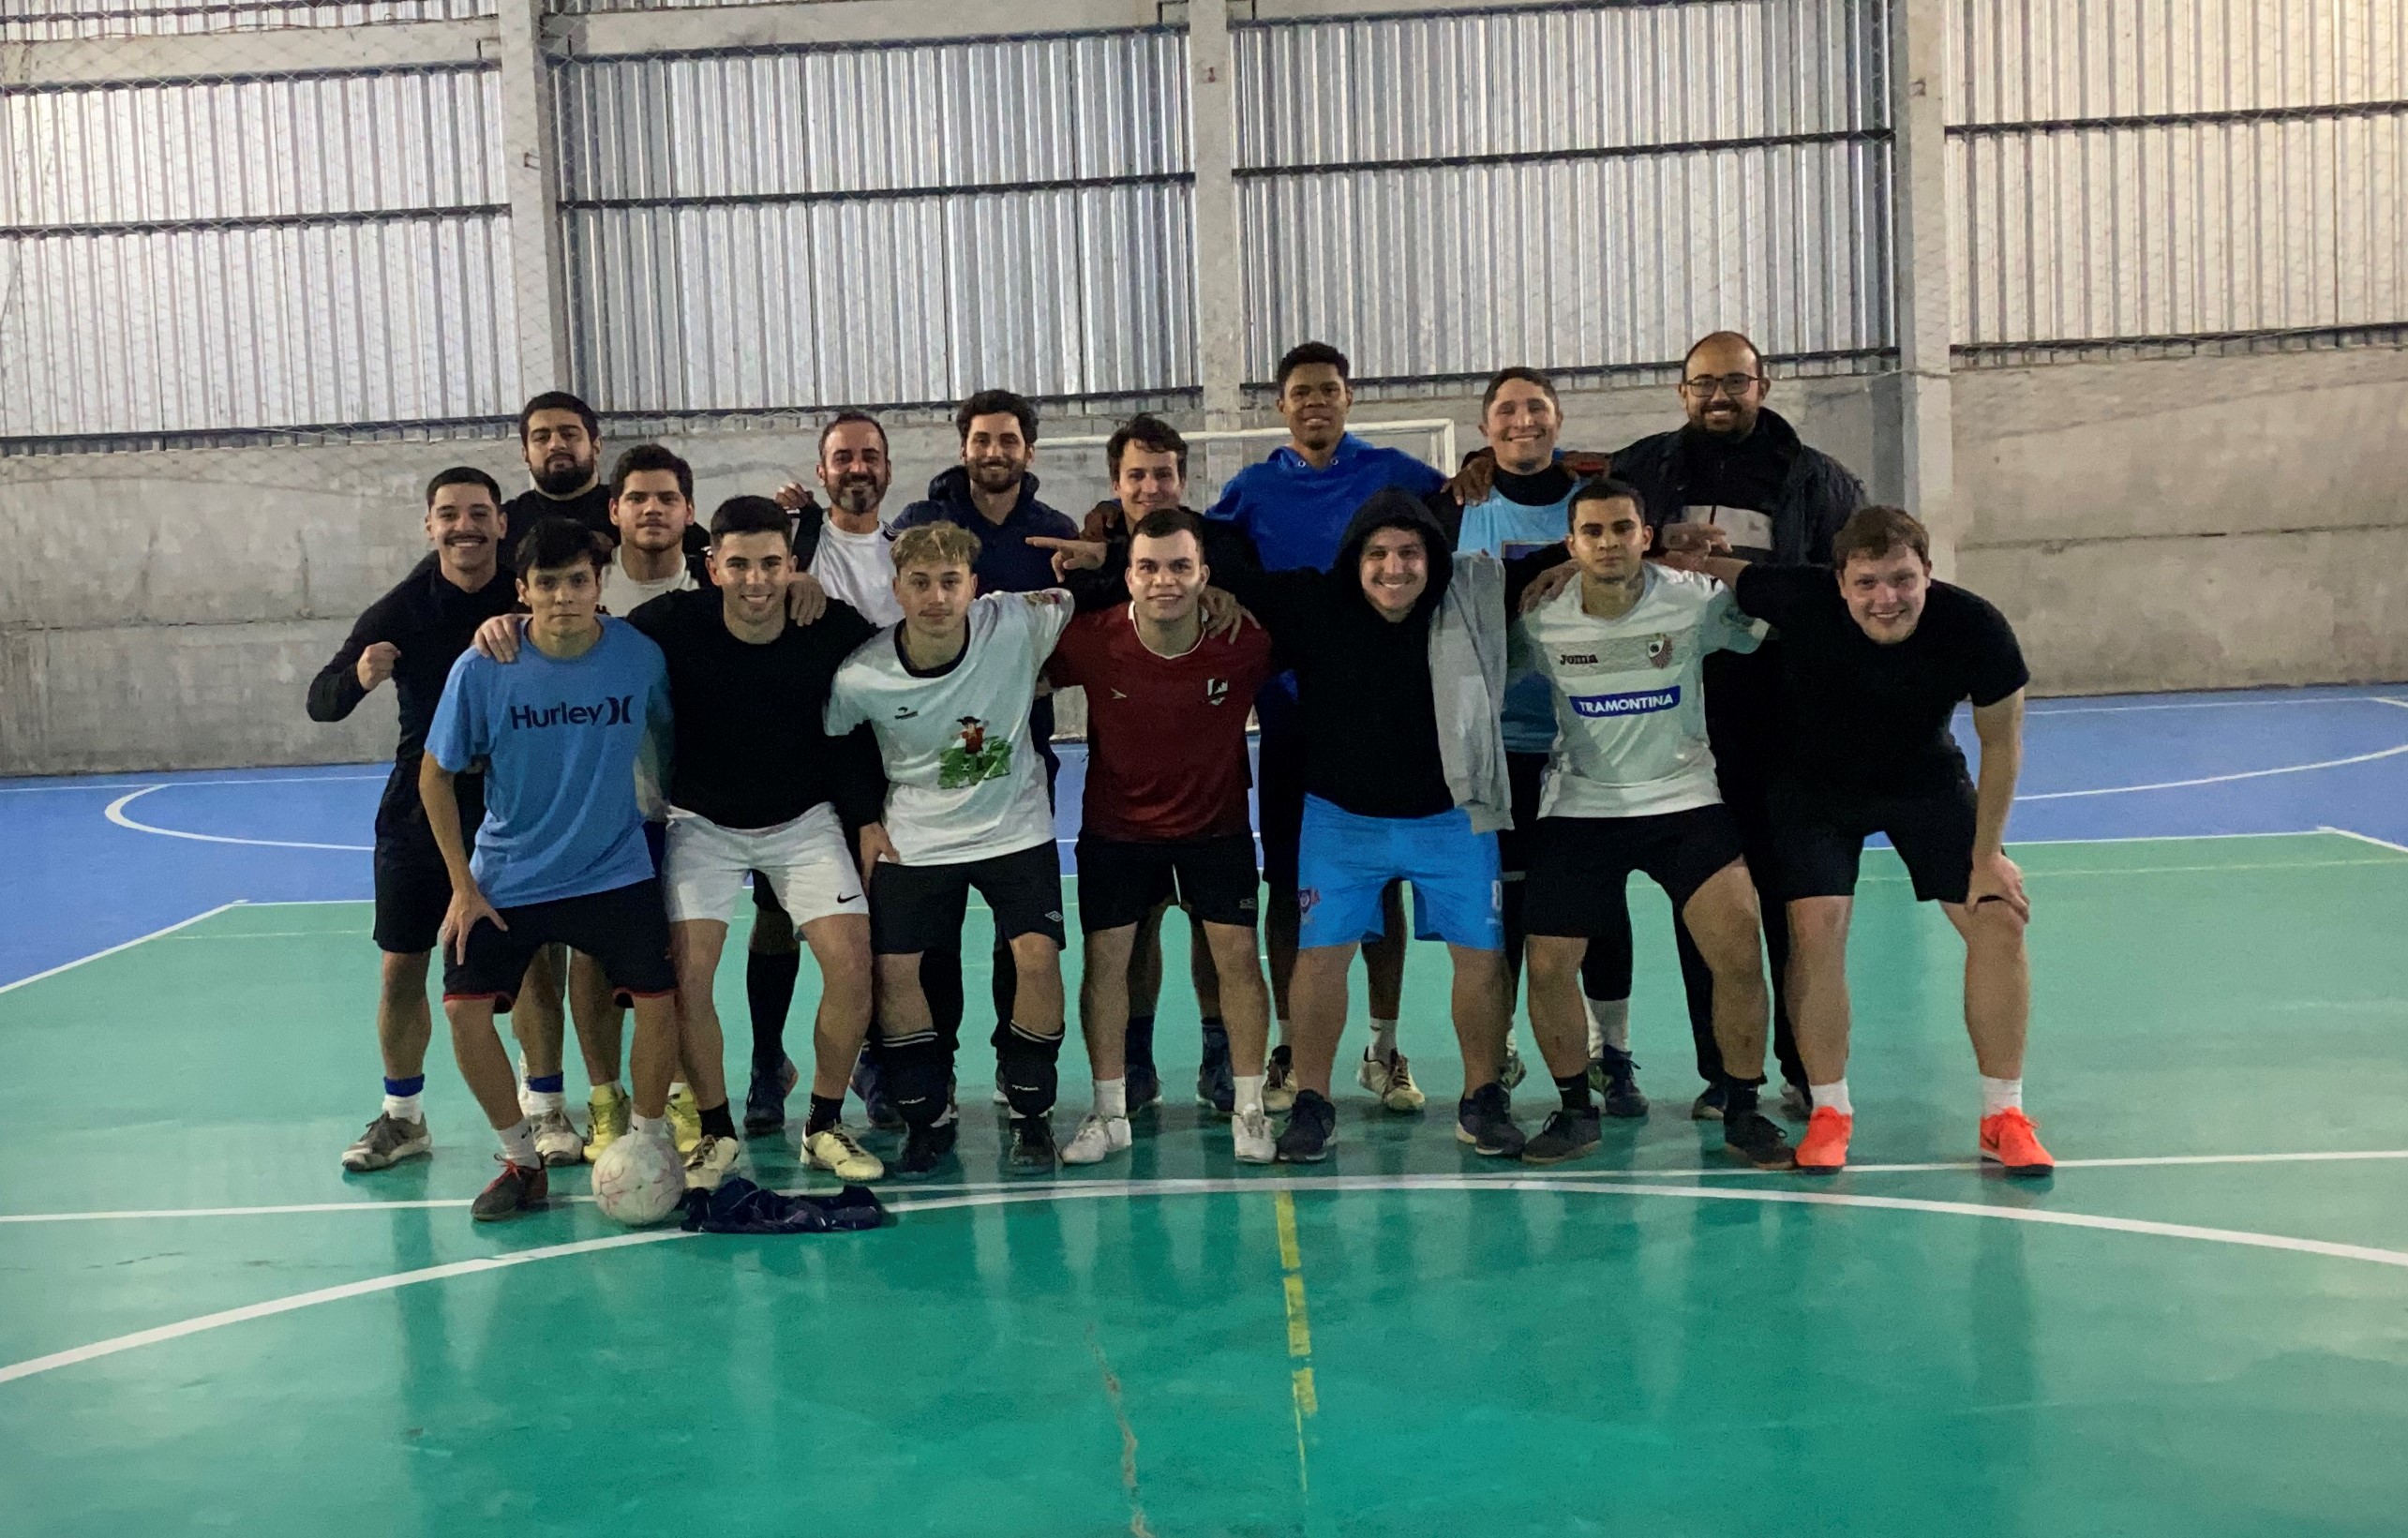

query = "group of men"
[[312, 329, 2054, 1224]]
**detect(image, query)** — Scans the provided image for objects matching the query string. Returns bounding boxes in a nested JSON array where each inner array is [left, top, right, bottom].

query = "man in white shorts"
[[825, 521, 1076, 1178], [625, 496, 890, 1183]]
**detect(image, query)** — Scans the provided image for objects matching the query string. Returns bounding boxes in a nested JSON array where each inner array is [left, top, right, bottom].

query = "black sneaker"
[[1522, 1107, 1602, 1165], [893, 1118, 958, 1180], [1125, 1062, 1162, 1112], [470, 1158, 547, 1222], [742, 1056, 798, 1138], [1276, 1089, 1336, 1163], [1689, 1082, 1729, 1121], [851, 1051, 905, 1132], [1455, 1083, 1527, 1158], [1007, 1114, 1058, 1174], [1592, 1046, 1648, 1118], [1195, 1021, 1235, 1116], [1724, 1106, 1798, 1170]]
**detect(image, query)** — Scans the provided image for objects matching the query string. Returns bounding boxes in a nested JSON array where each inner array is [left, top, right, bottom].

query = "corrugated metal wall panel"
[[2, 68, 505, 226], [1240, 141, 1893, 381], [1, 0, 491, 42], [554, 33, 1194, 413], [555, 35, 1189, 201], [1236, 0, 1890, 168], [1949, 0, 2405, 124], [0, 214, 517, 437], [1952, 111, 2407, 344], [564, 184, 1195, 412]]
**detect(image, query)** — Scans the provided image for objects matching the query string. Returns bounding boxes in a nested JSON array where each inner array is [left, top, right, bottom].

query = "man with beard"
[[506, 393, 613, 541], [891, 391, 1082, 1096], [1206, 343, 1445, 1120], [310, 469, 532, 1171]]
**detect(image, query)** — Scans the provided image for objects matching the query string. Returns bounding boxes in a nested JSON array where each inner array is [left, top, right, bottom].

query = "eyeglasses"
[[1682, 374, 1763, 398]]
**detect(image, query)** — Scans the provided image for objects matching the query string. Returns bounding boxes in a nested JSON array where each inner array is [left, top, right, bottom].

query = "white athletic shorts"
[[663, 803, 865, 926]]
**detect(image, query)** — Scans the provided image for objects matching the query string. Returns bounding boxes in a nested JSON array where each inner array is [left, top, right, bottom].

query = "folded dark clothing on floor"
[[678, 1178, 887, 1234]]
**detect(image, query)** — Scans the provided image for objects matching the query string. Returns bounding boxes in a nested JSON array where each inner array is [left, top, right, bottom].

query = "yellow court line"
[[1273, 1187, 1317, 1497]]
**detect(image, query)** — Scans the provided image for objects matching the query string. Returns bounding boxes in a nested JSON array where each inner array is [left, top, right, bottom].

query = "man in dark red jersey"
[[1046, 508, 1279, 1164]]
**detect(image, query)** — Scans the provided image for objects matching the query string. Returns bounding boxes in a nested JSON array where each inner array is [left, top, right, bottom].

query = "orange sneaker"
[[1980, 1107, 2054, 1176], [1795, 1106, 1852, 1173]]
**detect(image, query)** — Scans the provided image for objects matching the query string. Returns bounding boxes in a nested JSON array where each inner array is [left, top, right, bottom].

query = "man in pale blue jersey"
[[420, 517, 687, 1223], [1207, 340, 1445, 1116], [1436, 367, 1643, 1114]]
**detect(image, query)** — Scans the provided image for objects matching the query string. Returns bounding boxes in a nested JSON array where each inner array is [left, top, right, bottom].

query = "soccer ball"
[[591, 1133, 684, 1227]]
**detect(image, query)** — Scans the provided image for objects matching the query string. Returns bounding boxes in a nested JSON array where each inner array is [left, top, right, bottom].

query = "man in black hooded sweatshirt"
[[1065, 489, 1529, 1164]]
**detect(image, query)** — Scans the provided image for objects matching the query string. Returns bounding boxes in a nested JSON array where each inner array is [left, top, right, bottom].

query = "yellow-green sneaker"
[[804, 1125, 885, 1182], [667, 1084, 703, 1155], [582, 1083, 630, 1162]]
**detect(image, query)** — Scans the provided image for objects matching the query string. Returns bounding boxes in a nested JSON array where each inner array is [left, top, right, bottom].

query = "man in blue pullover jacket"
[[1207, 341, 1446, 1116]]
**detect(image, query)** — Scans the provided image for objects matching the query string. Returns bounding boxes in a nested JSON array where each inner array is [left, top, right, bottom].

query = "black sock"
[[1726, 1077, 1764, 1116], [746, 948, 800, 1072], [699, 1102, 738, 1140], [1126, 1012, 1157, 1070], [997, 1022, 1065, 1117], [1555, 1073, 1593, 1113], [805, 1093, 844, 1135]]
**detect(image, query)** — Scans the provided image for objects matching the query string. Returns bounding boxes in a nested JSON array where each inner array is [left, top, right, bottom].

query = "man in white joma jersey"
[[1510, 477, 1795, 1170]]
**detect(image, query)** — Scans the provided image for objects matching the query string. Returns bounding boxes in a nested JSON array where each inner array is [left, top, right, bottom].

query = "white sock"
[[631, 1112, 668, 1142], [1095, 1078, 1128, 1119], [1369, 1018, 1399, 1061], [668, 1081, 689, 1102], [1234, 1073, 1266, 1117], [1981, 1076, 2023, 1116], [498, 1117, 538, 1167], [383, 1091, 423, 1122], [1584, 996, 1630, 1056], [1811, 1079, 1852, 1116], [525, 1087, 566, 1114]]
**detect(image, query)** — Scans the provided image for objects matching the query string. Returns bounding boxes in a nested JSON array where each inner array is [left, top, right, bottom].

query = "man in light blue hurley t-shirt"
[[419, 516, 685, 1223]]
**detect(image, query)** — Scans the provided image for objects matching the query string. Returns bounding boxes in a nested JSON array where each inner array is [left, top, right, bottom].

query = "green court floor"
[[4, 833, 2407, 1536]]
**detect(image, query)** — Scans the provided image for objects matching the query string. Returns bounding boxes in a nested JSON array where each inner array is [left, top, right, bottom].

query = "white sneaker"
[[804, 1125, 885, 1182], [682, 1132, 741, 1191], [1060, 1112, 1132, 1166], [531, 1108, 584, 1167], [1356, 1048, 1426, 1112], [1263, 1045, 1297, 1113], [1500, 1040, 1529, 1091], [1232, 1108, 1277, 1164]]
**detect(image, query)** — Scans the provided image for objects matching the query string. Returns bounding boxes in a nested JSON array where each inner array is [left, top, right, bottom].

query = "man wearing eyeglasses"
[[1610, 330, 1867, 1122]]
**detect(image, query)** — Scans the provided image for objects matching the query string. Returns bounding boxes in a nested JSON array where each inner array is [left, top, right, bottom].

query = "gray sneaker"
[[341, 1112, 430, 1172], [531, 1108, 585, 1167]]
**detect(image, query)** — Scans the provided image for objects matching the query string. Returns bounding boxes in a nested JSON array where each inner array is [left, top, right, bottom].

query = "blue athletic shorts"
[[1295, 796, 1503, 951]]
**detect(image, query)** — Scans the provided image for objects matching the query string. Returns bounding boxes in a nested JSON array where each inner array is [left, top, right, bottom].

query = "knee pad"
[[995, 1023, 1064, 1117], [880, 1034, 952, 1128]]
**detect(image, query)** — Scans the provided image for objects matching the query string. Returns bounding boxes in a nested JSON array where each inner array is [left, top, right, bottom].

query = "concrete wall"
[[1953, 346, 2408, 694], [5, 351, 2402, 775]]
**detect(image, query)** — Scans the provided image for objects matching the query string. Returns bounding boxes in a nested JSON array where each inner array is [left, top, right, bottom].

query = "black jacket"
[[1608, 408, 1866, 565]]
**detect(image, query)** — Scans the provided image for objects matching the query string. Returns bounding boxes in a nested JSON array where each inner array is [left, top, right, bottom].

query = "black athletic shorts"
[[869, 842, 1067, 956], [372, 842, 455, 955], [1496, 751, 1550, 881], [441, 878, 677, 1009], [1767, 773, 1979, 904], [1255, 712, 1308, 890], [1076, 832, 1260, 933], [1524, 804, 1747, 938]]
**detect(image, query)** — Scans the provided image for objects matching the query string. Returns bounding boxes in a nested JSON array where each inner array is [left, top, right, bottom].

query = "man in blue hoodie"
[[890, 390, 1083, 1093], [1208, 342, 1446, 1117]]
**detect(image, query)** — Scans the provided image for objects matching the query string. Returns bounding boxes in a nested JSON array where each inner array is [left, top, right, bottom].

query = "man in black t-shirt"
[[626, 496, 890, 1186], [1668, 507, 2054, 1179], [502, 392, 614, 543], [308, 468, 546, 1172]]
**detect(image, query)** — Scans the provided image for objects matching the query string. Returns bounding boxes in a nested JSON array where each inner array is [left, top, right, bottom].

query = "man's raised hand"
[[355, 642, 400, 691]]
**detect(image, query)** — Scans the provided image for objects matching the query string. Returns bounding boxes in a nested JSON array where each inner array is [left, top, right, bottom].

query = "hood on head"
[[1334, 487, 1452, 619]]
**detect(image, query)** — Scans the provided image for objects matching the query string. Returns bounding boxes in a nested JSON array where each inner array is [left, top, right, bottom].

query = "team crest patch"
[[937, 716, 1014, 788], [1647, 633, 1676, 668], [1296, 888, 1321, 920], [1205, 677, 1230, 706]]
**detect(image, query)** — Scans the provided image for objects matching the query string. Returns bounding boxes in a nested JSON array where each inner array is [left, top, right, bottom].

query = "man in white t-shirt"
[[606, 444, 704, 610], [1511, 478, 1795, 1171], [790, 412, 905, 627], [825, 521, 1075, 1178]]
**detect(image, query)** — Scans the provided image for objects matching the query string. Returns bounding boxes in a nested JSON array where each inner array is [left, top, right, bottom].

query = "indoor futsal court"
[[4, 687, 2405, 1536]]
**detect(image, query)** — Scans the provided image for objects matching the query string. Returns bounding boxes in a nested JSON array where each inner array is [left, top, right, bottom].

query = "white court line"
[[8, 1172, 2408, 1388], [0, 772, 386, 795], [7, 1145, 2408, 1225], [2018, 741, 2408, 800], [2318, 824, 2408, 856], [103, 785, 372, 852], [2025, 694, 2407, 716], [0, 903, 246, 997]]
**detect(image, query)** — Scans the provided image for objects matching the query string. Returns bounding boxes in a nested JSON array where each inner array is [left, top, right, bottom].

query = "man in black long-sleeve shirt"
[[308, 468, 538, 1172], [623, 496, 891, 1184]]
